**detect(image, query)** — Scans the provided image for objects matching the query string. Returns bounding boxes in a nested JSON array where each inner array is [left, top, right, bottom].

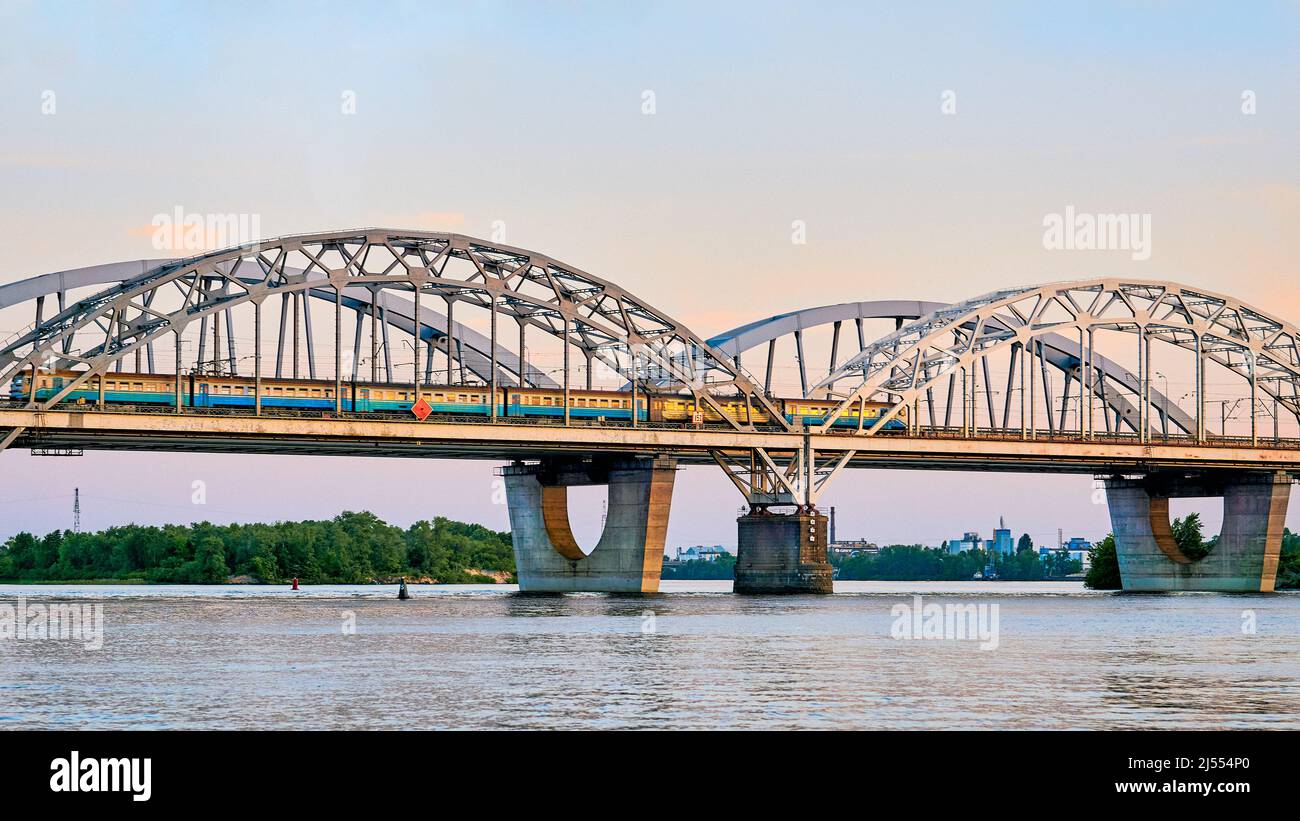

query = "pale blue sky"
[[1, 2, 1298, 547]]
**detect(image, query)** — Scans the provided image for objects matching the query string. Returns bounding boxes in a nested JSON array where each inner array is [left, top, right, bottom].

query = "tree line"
[[833, 541, 1081, 581], [0, 511, 516, 584]]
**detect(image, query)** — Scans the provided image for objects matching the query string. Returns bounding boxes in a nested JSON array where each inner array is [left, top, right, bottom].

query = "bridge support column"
[[734, 511, 834, 594], [1104, 471, 1291, 592], [502, 456, 677, 593]]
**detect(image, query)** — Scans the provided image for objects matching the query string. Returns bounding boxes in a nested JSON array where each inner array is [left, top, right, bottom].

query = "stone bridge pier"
[[1104, 471, 1293, 592], [734, 510, 835, 594], [502, 456, 677, 593]]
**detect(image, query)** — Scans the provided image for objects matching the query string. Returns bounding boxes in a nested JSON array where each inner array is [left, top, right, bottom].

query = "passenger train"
[[9, 369, 908, 430]]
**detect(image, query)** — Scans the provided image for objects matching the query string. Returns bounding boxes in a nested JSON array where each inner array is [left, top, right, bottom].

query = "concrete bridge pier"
[[734, 510, 834, 594], [502, 456, 677, 593], [1104, 471, 1292, 592]]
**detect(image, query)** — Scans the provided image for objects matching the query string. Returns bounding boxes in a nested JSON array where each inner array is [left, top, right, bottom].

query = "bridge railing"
[[5, 398, 1300, 450]]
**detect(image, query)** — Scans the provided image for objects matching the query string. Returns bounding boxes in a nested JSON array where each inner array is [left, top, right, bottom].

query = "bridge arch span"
[[705, 299, 1194, 436], [0, 230, 786, 428], [813, 279, 1300, 442]]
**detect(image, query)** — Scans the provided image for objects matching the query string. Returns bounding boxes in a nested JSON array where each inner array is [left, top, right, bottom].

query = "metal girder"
[[0, 230, 787, 430], [710, 436, 857, 509], [704, 297, 1192, 434], [0, 426, 24, 452], [0, 258, 558, 389], [811, 280, 1300, 442]]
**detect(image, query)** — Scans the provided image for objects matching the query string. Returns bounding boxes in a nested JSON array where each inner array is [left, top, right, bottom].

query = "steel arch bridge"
[[3, 230, 1300, 593], [1, 234, 1298, 481]]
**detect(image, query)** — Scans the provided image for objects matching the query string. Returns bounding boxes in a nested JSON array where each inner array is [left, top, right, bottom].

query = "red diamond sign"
[[411, 398, 432, 421]]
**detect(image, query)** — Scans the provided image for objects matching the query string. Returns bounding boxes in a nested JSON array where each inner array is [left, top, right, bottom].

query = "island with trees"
[[0, 511, 516, 584]]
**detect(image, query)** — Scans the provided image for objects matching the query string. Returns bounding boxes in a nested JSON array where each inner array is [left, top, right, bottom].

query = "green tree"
[[192, 536, 230, 583], [0, 511, 515, 584], [1017, 533, 1033, 553], [1084, 534, 1122, 589], [662, 553, 737, 580], [1171, 512, 1210, 560]]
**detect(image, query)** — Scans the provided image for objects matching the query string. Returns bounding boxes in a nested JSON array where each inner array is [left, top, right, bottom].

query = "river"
[[2, 581, 1297, 729]]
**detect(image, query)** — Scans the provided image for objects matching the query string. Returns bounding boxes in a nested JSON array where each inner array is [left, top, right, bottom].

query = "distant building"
[[946, 532, 982, 554], [982, 517, 1015, 556], [1038, 537, 1093, 569], [945, 517, 1015, 556], [829, 540, 878, 559], [675, 545, 732, 562]]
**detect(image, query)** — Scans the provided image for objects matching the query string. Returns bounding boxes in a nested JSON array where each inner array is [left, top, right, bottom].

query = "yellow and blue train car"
[[10, 369, 503, 413], [782, 398, 907, 430], [504, 387, 645, 421], [651, 394, 905, 430], [9, 369, 906, 430]]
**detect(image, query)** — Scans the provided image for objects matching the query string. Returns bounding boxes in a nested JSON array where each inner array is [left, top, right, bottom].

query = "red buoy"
[[291, 577, 299, 591]]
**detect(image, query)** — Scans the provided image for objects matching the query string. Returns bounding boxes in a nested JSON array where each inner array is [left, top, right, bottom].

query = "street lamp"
[[1155, 371, 1170, 439]]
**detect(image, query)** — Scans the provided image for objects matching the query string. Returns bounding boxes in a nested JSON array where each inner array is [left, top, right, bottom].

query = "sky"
[[1, 1, 1298, 548]]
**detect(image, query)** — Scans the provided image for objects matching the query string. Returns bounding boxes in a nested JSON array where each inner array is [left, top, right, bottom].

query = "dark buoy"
[[398, 577, 410, 600], [291, 577, 300, 591]]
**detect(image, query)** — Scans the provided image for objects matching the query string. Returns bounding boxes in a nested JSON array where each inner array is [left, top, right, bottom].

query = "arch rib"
[[0, 231, 785, 429], [811, 280, 1300, 438]]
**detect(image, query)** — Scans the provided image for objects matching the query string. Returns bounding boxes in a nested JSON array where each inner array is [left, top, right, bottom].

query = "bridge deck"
[[3, 406, 1299, 475]]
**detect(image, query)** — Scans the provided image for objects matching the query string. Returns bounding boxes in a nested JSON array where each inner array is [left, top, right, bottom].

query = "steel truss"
[[0, 231, 788, 437], [812, 280, 1300, 444]]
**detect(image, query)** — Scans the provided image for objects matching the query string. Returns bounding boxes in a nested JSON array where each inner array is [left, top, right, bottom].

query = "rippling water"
[[2, 581, 1298, 729]]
